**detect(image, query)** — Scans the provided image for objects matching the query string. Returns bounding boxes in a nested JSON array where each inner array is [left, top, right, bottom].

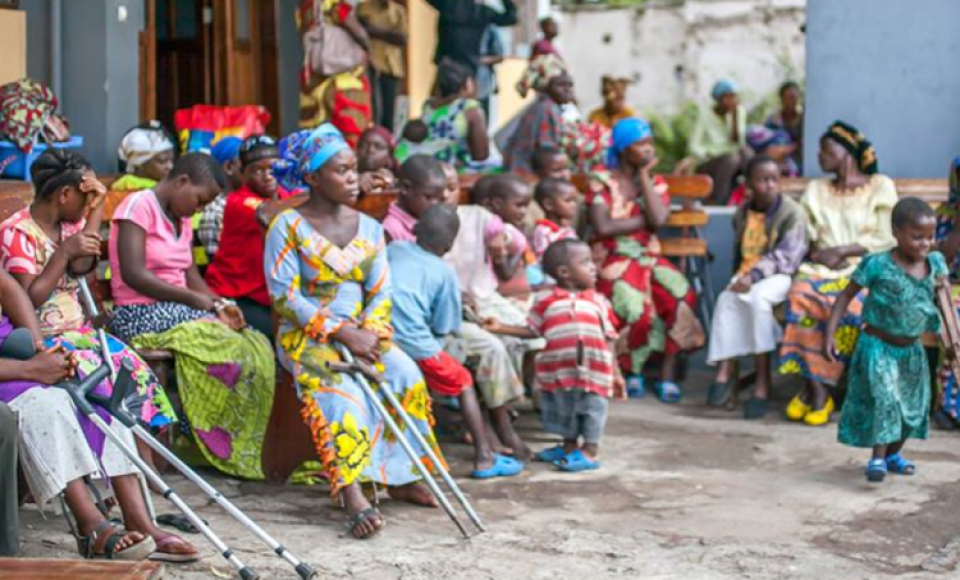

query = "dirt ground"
[[15, 368, 960, 579]]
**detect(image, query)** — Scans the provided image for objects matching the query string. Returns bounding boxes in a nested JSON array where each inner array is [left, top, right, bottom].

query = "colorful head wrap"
[[517, 54, 569, 98], [823, 120, 878, 175], [272, 129, 312, 192], [298, 123, 351, 177], [118, 120, 174, 174], [606, 117, 653, 168], [239, 134, 279, 168], [210, 136, 243, 165], [711, 79, 738, 102], [936, 156, 960, 281]]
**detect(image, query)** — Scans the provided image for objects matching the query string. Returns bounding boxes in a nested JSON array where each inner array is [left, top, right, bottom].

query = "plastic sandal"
[[149, 535, 200, 563], [785, 394, 811, 421], [76, 521, 157, 561], [626, 375, 645, 399], [803, 396, 835, 427], [743, 397, 770, 420], [885, 453, 917, 476], [346, 507, 383, 540], [654, 381, 682, 404], [866, 458, 887, 483], [534, 445, 567, 463], [555, 449, 601, 472], [472, 454, 524, 479], [156, 513, 205, 534], [707, 379, 733, 407]]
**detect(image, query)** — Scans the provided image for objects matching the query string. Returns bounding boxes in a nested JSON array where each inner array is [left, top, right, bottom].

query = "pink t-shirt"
[[109, 190, 194, 306], [383, 202, 417, 243]]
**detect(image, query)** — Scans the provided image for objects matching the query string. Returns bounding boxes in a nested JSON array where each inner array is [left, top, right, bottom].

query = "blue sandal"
[[534, 445, 567, 463], [866, 458, 887, 482], [472, 454, 524, 479], [654, 381, 682, 404], [885, 453, 916, 476], [555, 449, 601, 472], [626, 375, 646, 399]]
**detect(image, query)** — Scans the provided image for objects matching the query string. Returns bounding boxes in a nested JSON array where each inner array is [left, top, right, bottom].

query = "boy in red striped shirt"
[[484, 238, 624, 471]]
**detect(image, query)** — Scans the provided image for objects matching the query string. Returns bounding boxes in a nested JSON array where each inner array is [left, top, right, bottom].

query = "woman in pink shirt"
[[109, 154, 275, 482]]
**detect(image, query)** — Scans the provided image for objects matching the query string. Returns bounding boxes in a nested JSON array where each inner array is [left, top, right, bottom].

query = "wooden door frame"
[[139, 0, 157, 121]]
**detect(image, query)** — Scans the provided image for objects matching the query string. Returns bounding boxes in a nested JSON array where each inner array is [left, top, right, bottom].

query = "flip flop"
[[156, 513, 205, 534], [707, 379, 733, 407], [555, 449, 601, 472], [626, 375, 646, 399], [885, 453, 917, 476], [472, 454, 524, 479], [346, 507, 383, 540], [654, 380, 682, 404], [534, 445, 567, 463], [149, 535, 200, 563], [743, 396, 769, 420], [866, 458, 887, 483]]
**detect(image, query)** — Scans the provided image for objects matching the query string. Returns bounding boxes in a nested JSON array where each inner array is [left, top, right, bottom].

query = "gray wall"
[[17, 0, 143, 172], [804, 0, 960, 178]]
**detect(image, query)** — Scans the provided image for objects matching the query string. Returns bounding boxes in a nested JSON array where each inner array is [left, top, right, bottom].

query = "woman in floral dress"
[[264, 123, 443, 540]]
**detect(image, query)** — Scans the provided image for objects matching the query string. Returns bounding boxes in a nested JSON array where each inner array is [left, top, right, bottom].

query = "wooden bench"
[[0, 558, 163, 579], [781, 177, 950, 205]]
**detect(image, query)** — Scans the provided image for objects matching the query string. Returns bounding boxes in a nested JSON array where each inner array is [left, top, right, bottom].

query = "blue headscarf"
[[298, 123, 351, 177], [607, 117, 653, 168], [210, 136, 243, 165], [711, 79, 738, 101]]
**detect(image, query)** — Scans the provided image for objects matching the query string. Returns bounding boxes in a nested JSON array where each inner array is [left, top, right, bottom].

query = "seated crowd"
[[1, 51, 956, 562]]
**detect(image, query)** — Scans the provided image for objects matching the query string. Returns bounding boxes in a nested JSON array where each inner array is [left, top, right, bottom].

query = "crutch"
[[327, 346, 485, 536], [59, 364, 261, 580], [75, 277, 319, 579]]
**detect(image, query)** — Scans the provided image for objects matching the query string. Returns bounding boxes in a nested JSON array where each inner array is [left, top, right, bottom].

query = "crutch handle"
[[57, 364, 110, 417], [98, 359, 139, 428]]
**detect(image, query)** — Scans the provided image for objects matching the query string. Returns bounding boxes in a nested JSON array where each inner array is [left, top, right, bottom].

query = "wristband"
[[213, 298, 237, 313]]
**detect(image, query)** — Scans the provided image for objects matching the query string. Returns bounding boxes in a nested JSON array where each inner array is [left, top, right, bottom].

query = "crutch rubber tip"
[[239, 567, 260, 580], [296, 563, 319, 579]]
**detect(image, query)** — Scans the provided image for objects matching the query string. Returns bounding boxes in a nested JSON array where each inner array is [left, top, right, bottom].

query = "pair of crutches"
[[72, 276, 318, 580], [327, 346, 485, 538]]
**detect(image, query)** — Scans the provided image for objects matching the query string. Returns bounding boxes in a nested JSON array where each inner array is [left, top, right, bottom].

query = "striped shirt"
[[529, 288, 620, 397]]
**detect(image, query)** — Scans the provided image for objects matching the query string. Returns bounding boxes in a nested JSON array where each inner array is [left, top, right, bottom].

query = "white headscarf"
[[118, 121, 174, 173]]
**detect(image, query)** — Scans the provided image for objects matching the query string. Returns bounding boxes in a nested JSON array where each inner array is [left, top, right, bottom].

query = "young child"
[[357, 126, 396, 196], [204, 135, 293, 338], [395, 119, 440, 165], [531, 147, 572, 182], [825, 198, 946, 482], [113, 121, 175, 192], [706, 155, 808, 419], [389, 205, 524, 479], [198, 136, 244, 259], [529, 177, 579, 286], [440, 161, 460, 205], [478, 174, 536, 299], [485, 239, 623, 471], [382, 154, 447, 243], [531, 16, 562, 61]]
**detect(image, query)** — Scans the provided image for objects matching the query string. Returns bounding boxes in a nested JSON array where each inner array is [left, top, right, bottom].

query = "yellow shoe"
[[785, 395, 811, 421], [803, 396, 835, 427]]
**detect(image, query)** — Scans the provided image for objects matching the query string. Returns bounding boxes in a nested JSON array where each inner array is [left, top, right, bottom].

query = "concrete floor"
[[15, 370, 960, 580]]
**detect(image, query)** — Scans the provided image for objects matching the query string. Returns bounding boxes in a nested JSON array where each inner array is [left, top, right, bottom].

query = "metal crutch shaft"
[[62, 366, 260, 580], [327, 353, 471, 538]]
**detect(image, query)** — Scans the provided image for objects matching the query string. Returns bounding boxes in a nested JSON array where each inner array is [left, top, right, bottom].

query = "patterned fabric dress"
[[778, 176, 898, 385], [420, 97, 483, 169], [586, 171, 703, 375], [838, 251, 947, 448], [934, 156, 960, 421], [0, 208, 175, 428], [264, 210, 443, 498]]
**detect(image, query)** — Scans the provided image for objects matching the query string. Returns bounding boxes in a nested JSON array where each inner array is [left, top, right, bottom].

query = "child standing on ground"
[[825, 198, 946, 482], [389, 205, 524, 479], [485, 239, 623, 471]]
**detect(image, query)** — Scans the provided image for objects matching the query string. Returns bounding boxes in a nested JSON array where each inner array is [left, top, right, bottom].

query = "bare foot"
[[388, 482, 439, 508]]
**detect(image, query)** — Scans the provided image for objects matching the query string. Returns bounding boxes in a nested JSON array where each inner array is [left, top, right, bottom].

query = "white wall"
[[558, 0, 806, 116]]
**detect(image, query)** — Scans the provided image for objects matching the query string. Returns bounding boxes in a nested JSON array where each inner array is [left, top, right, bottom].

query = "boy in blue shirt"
[[389, 205, 523, 479]]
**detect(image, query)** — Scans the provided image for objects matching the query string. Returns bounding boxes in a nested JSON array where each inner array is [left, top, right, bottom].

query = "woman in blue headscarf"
[[264, 124, 444, 540], [586, 118, 703, 404]]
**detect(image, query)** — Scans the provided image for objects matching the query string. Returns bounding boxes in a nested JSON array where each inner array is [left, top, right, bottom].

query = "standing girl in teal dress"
[[824, 198, 947, 483], [264, 123, 443, 540]]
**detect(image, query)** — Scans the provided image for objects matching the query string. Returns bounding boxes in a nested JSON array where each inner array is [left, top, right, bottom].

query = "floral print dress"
[[586, 172, 703, 375], [264, 210, 443, 497]]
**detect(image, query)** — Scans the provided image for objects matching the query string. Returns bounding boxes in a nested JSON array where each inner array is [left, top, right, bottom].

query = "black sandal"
[[347, 507, 383, 540], [707, 379, 734, 407], [743, 396, 770, 420], [75, 520, 156, 560]]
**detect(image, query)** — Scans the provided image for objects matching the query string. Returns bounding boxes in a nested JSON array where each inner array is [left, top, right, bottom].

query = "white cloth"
[[707, 274, 792, 364], [445, 321, 525, 409], [118, 123, 174, 173], [9, 388, 139, 508]]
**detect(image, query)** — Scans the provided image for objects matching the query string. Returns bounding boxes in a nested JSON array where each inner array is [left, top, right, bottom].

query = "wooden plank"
[[664, 210, 708, 228], [662, 175, 713, 199], [781, 177, 949, 204], [0, 558, 163, 580], [660, 237, 707, 258]]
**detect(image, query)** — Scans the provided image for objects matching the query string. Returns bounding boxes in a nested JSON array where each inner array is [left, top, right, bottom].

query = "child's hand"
[[487, 233, 509, 263], [822, 335, 837, 363], [613, 371, 627, 401], [730, 276, 752, 294], [217, 304, 246, 332], [61, 232, 102, 260]]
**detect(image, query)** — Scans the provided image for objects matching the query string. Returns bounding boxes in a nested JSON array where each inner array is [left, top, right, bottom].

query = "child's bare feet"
[[388, 482, 439, 508]]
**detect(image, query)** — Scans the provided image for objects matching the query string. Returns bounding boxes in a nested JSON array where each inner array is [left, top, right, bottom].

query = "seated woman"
[[0, 268, 198, 562], [113, 121, 175, 193], [688, 80, 752, 205], [779, 121, 897, 426], [588, 118, 704, 403], [205, 135, 294, 338], [588, 75, 636, 130], [109, 153, 276, 480], [936, 155, 960, 427], [264, 124, 443, 540], [0, 150, 175, 430], [420, 59, 491, 170]]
